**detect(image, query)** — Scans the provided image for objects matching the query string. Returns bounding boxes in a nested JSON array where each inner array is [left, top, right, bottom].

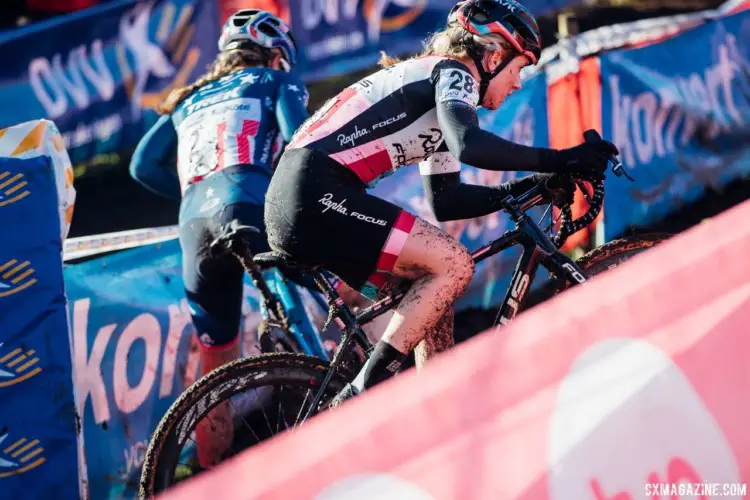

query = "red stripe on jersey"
[[302, 87, 358, 138], [345, 148, 392, 184], [237, 119, 259, 164]]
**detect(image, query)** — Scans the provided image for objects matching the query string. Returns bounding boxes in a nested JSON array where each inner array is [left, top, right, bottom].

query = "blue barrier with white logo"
[[601, 10, 750, 239], [291, 0, 580, 81], [0, 151, 79, 495], [0, 0, 220, 167], [64, 239, 201, 499], [63, 238, 328, 499]]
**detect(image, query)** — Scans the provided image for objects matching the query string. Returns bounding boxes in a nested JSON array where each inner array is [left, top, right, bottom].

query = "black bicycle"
[[139, 131, 668, 497]]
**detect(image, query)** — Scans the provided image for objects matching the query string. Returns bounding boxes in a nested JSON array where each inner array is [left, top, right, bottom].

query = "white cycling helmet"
[[218, 10, 298, 71]]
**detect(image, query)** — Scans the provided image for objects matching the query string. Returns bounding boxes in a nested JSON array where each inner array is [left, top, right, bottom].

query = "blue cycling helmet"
[[218, 10, 298, 70]]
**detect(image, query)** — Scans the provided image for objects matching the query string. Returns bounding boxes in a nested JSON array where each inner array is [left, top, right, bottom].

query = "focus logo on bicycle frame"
[[498, 272, 530, 326], [562, 262, 586, 284]]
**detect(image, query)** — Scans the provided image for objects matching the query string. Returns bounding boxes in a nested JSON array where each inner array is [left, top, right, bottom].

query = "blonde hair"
[[158, 48, 270, 114], [379, 25, 514, 68]]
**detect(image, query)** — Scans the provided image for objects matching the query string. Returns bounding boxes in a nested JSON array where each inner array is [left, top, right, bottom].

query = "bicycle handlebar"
[[550, 129, 633, 248]]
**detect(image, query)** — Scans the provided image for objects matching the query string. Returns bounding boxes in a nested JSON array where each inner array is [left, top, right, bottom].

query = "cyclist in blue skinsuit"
[[129, 9, 308, 467]]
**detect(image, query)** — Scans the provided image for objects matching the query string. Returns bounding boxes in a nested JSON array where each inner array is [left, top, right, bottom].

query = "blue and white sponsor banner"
[[372, 71, 550, 310], [0, 0, 220, 167], [0, 120, 81, 498], [601, 10, 750, 239], [64, 238, 326, 499], [291, 0, 574, 82]]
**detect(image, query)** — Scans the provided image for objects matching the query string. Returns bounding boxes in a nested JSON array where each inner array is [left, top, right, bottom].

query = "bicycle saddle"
[[209, 220, 261, 257], [253, 251, 320, 273]]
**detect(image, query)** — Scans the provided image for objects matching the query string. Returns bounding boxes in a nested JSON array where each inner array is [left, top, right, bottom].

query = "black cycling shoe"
[[328, 383, 360, 409]]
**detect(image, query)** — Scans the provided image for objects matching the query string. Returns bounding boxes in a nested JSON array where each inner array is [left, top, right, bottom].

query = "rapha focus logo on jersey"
[[419, 128, 443, 156], [319, 193, 349, 215], [337, 125, 369, 147], [318, 194, 388, 226], [372, 112, 407, 130]]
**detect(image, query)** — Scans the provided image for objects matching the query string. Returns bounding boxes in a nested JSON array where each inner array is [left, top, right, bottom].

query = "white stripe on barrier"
[[63, 226, 179, 261]]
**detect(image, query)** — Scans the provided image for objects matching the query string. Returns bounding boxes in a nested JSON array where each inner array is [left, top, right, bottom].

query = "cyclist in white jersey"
[[264, 0, 618, 404]]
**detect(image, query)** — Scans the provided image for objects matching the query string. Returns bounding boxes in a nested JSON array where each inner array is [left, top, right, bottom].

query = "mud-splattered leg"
[[343, 219, 473, 396], [414, 309, 455, 370], [381, 219, 473, 354]]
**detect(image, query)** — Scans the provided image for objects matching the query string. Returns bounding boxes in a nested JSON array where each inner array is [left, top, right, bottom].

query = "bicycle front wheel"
[[140, 352, 349, 498], [556, 233, 670, 290]]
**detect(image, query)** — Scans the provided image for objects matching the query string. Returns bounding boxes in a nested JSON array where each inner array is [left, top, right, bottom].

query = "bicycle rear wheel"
[[140, 353, 349, 498]]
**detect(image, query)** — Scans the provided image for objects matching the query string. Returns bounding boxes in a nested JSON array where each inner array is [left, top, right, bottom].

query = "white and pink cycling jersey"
[[288, 56, 481, 187]]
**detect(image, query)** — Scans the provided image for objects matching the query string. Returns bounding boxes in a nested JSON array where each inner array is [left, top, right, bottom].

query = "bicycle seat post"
[[310, 272, 370, 348]]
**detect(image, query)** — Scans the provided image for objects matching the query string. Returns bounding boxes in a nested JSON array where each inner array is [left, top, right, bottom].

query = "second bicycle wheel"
[[140, 352, 350, 498]]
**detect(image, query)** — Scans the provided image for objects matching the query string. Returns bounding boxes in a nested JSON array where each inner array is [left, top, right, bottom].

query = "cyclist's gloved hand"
[[534, 173, 575, 207], [556, 139, 619, 177]]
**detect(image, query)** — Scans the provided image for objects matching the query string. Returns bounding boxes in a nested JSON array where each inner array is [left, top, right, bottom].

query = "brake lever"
[[610, 157, 635, 182], [582, 129, 635, 182]]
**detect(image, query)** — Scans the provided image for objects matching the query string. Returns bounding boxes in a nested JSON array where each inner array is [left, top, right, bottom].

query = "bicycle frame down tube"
[[495, 243, 543, 327], [543, 251, 588, 287]]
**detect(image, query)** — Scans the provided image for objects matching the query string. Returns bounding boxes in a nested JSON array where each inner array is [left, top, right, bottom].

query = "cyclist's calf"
[[384, 219, 474, 353]]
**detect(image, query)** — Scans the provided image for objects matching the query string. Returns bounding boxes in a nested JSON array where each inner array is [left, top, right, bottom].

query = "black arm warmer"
[[422, 171, 544, 222], [436, 99, 561, 173]]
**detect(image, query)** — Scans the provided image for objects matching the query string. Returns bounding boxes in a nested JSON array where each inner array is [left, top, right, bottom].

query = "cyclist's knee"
[[393, 217, 474, 290], [447, 244, 474, 294]]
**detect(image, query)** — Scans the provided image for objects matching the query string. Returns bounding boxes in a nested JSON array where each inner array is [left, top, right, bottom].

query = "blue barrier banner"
[[0, 0, 220, 167], [290, 0, 572, 81], [291, 0, 453, 81], [601, 10, 750, 239], [64, 239, 326, 499], [0, 122, 80, 497], [65, 240, 201, 499], [371, 71, 550, 310]]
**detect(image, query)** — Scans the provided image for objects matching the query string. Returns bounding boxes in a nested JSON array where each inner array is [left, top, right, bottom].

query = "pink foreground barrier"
[[163, 200, 750, 500]]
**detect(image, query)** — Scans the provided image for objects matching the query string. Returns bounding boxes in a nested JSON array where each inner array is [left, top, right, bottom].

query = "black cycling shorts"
[[264, 147, 417, 299], [180, 200, 269, 348]]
